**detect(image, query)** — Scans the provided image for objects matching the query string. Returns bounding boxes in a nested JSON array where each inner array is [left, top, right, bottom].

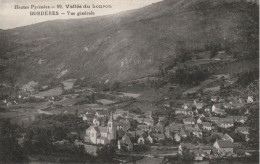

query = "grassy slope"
[[0, 0, 258, 86]]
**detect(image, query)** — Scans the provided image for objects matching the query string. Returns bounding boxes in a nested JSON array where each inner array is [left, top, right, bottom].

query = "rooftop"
[[216, 140, 233, 148]]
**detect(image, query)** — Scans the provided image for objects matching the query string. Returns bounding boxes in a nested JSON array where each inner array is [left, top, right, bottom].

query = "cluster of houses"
[[74, 91, 256, 159], [171, 95, 254, 159], [79, 108, 167, 153]]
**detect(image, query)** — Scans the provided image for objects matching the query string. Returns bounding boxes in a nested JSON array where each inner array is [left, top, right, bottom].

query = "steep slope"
[[0, 0, 258, 87]]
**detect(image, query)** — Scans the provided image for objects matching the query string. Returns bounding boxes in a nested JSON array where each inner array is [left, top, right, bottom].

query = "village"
[[0, 66, 258, 163]]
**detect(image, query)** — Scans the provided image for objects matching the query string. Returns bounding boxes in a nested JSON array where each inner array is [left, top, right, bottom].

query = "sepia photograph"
[[0, 0, 259, 163]]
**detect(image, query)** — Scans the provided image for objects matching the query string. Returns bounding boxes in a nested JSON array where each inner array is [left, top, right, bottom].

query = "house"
[[144, 111, 153, 118], [178, 143, 195, 155], [92, 117, 106, 126], [222, 133, 234, 142], [230, 101, 245, 109], [193, 145, 212, 160], [174, 133, 181, 142], [153, 121, 164, 133], [95, 110, 107, 118], [138, 133, 147, 144], [201, 122, 212, 131], [17, 133, 25, 146], [198, 114, 205, 118], [118, 134, 133, 151], [247, 96, 254, 103], [114, 109, 129, 119], [165, 129, 174, 139], [213, 140, 234, 154], [226, 116, 248, 123], [128, 130, 144, 138], [179, 129, 187, 138], [235, 116, 248, 123], [117, 120, 131, 131], [228, 97, 245, 108], [182, 102, 193, 109], [216, 120, 234, 129], [185, 127, 202, 138], [117, 129, 126, 139], [206, 117, 219, 123], [196, 117, 203, 124], [204, 107, 211, 112], [85, 113, 116, 145], [194, 102, 204, 110], [158, 116, 166, 121], [163, 101, 171, 108], [200, 145, 212, 155], [212, 104, 226, 115], [211, 132, 224, 140], [175, 108, 193, 115], [235, 127, 249, 135], [151, 133, 165, 142], [82, 113, 95, 122], [143, 118, 154, 126], [135, 117, 154, 126], [166, 123, 183, 133], [137, 124, 151, 132], [183, 117, 195, 125], [223, 102, 234, 109], [146, 135, 154, 143], [211, 96, 219, 102], [212, 104, 222, 112], [194, 150, 204, 161]]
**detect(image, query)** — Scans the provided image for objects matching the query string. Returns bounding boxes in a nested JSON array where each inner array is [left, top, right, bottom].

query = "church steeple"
[[109, 111, 114, 122], [107, 111, 116, 140]]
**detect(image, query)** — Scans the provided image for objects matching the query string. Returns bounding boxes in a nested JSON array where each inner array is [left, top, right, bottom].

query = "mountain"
[[0, 0, 258, 87]]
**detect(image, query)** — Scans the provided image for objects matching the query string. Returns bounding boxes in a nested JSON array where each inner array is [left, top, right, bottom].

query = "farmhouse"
[[216, 120, 234, 129], [183, 117, 195, 125], [175, 108, 193, 115], [201, 122, 212, 131], [213, 140, 234, 154], [178, 143, 195, 155], [118, 134, 133, 151]]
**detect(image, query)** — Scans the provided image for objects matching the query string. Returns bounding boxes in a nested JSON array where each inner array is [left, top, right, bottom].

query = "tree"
[[109, 82, 121, 91], [130, 120, 138, 130], [245, 105, 259, 149], [97, 144, 115, 161], [0, 118, 27, 162], [133, 144, 150, 152], [53, 126, 67, 141]]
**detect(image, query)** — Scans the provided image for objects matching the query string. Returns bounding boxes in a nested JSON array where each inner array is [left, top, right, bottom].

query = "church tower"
[[107, 112, 116, 140]]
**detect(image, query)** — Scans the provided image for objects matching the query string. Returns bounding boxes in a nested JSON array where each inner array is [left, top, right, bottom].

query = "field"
[[44, 103, 107, 115], [183, 79, 215, 95], [119, 92, 141, 98], [96, 99, 116, 105], [0, 102, 50, 126], [54, 96, 85, 106], [35, 87, 63, 97], [61, 79, 76, 90]]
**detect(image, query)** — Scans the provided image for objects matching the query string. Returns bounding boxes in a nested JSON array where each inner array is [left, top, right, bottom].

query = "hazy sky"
[[0, 0, 162, 29]]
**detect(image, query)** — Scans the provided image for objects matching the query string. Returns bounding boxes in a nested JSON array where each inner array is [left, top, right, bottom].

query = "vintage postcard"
[[0, 0, 259, 163]]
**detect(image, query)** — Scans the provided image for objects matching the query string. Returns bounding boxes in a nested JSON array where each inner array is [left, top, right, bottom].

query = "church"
[[85, 112, 116, 145]]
